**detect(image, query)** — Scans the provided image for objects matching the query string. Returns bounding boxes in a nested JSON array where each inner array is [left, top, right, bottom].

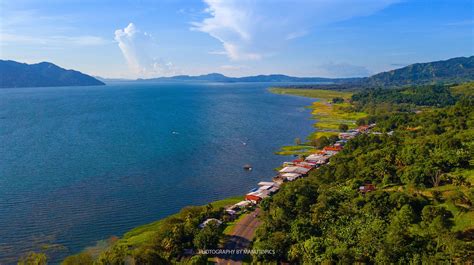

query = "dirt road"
[[216, 208, 261, 265]]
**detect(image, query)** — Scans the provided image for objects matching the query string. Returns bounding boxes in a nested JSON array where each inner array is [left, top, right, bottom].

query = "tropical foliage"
[[253, 84, 474, 263]]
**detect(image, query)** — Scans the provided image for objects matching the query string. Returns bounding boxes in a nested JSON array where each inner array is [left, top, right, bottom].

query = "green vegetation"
[[270, 88, 367, 156], [362, 55, 474, 87], [275, 145, 316, 156], [18, 252, 48, 265], [451, 81, 474, 96], [61, 196, 243, 264], [269, 87, 352, 100], [253, 84, 474, 263], [352, 84, 458, 109], [44, 81, 474, 264]]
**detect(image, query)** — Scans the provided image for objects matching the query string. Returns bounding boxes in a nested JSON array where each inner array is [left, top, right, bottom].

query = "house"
[[269, 186, 280, 193], [323, 146, 343, 152], [305, 154, 329, 164], [245, 189, 271, 203], [272, 175, 287, 185], [245, 193, 262, 203], [339, 130, 359, 140], [292, 158, 304, 163], [258, 181, 278, 187], [234, 200, 252, 208], [281, 173, 302, 181], [359, 184, 376, 193], [199, 218, 223, 228], [357, 125, 370, 132], [258, 185, 273, 191], [296, 161, 317, 168], [279, 166, 311, 175]]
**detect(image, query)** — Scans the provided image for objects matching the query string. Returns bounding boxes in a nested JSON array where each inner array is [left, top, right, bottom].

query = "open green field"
[[275, 145, 317, 156], [451, 81, 474, 96]]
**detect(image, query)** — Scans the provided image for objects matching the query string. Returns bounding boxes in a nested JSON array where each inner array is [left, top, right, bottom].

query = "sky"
[[0, 0, 473, 79]]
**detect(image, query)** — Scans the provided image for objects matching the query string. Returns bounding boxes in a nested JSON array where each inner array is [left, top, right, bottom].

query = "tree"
[[18, 252, 47, 265], [311, 136, 330, 149], [61, 253, 93, 265], [132, 247, 167, 265], [96, 245, 128, 265], [193, 222, 221, 250], [339, 124, 349, 132]]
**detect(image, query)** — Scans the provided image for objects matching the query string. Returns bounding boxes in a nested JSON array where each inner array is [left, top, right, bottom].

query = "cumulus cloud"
[[115, 23, 175, 78], [193, 0, 397, 61]]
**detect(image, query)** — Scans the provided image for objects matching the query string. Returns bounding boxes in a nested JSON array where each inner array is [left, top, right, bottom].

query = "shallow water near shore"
[[0, 82, 315, 263]]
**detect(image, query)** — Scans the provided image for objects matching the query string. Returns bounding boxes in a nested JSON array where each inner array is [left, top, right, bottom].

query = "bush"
[[61, 253, 93, 265], [339, 124, 349, 132], [18, 252, 47, 265]]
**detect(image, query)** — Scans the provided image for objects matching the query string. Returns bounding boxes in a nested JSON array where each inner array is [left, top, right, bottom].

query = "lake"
[[0, 82, 315, 263]]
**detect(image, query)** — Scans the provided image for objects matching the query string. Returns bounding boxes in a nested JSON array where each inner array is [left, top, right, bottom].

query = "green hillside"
[[362, 56, 474, 87]]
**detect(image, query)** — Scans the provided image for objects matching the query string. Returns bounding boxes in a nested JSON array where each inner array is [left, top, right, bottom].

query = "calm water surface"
[[0, 82, 315, 263]]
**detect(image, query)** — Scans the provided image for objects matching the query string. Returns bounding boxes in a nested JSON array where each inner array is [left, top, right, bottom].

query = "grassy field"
[[270, 88, 367, 151], [450, 81, 474, 96], [269, 87, 352, 100], [309, 101, 367, 132], [275, 145, 317, 156]]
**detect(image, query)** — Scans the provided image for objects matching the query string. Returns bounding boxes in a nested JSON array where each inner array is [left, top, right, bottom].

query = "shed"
[[199, 218, 223, 229]]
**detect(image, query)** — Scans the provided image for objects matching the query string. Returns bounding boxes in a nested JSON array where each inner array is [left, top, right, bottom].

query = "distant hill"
[[0, 60, 105, 88], [137, 73, 358, 83], [360, 56, 474, 87]]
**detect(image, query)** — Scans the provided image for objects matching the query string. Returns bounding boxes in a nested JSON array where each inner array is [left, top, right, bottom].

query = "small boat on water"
[[243, 164, 253, 171]]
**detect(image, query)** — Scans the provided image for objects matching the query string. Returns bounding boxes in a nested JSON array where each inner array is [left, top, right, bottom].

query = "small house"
[[279, 166, 311, 175], [199, 218, 223, 229], [359, 184, 376, 193]]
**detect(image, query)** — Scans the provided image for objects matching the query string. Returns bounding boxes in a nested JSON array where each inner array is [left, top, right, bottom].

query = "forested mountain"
[[137, 73, 355, 83], [0, 60, 105, 88], [360, 56, 474, 87]]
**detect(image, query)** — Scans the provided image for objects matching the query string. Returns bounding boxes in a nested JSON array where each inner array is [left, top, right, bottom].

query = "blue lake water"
[[0, 82, 315, 263]]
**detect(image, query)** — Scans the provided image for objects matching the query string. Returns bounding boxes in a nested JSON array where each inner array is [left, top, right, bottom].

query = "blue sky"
[[1, 0, 473, 78]]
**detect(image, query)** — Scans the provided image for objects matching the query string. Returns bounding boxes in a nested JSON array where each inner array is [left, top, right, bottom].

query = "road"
[[215, 208, 262, 265]]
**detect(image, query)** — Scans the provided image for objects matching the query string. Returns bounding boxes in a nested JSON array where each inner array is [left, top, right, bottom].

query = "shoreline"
[[62, 87, 360, 263]]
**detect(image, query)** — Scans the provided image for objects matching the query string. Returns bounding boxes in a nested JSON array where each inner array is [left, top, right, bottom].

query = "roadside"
[[214, 208, 261, 265]]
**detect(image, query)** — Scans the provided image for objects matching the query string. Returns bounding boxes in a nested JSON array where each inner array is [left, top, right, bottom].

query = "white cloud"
[[0, 33, 109, 46], [193, 0, 397, 61], [114, 23, 176, 78]]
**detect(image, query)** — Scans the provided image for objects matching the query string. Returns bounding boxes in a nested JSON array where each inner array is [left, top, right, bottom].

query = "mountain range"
[[0, 60, 104, 88], [131, 73, 357, 84], [113, 56, 474, 87], [358, 55, 474, 87], [1, 56, 473, 88]]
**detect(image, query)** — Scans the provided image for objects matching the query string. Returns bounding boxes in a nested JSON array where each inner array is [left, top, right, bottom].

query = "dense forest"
[[252, 83, 474, 263], [361, 56, 474, 87]]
